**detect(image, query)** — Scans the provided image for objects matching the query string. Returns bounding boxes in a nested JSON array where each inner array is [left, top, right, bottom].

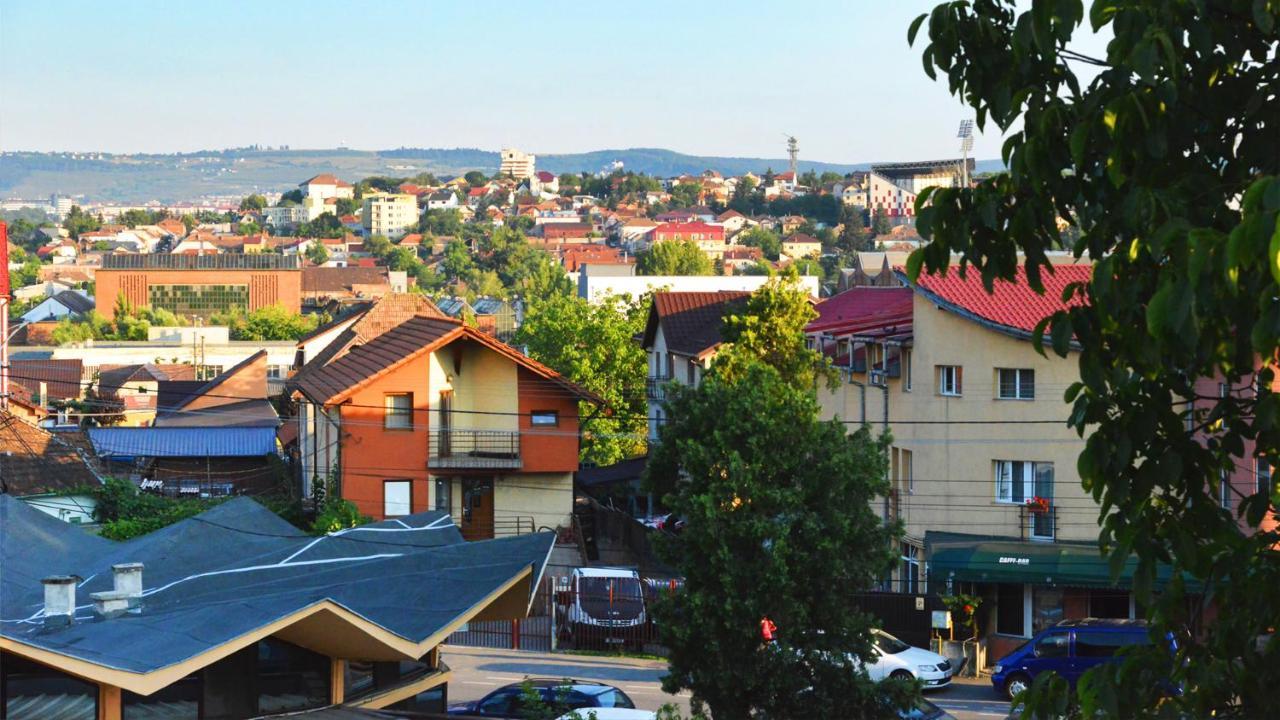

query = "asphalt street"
[[441, 645, 1012, 719]]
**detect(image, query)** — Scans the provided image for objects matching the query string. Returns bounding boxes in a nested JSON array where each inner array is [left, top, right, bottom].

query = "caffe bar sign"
[[998, 556, 1030, 565]]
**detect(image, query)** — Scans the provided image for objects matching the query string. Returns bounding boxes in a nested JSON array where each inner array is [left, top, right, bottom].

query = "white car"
[[557, 710, 657, 720], [863, 629, 954, 690]]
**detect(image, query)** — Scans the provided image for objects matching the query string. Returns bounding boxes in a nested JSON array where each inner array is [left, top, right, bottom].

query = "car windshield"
[[580, 576, 643, 599], [873, 630, 911, 655], [899, 697, 946, 719]]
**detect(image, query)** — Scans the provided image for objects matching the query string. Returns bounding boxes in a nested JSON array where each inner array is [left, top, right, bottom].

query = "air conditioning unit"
[[870, 369, 887, 387]]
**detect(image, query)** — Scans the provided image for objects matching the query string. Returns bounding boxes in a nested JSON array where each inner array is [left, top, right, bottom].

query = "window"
[[384, 393, 412, 429], [1032, 587, 1065, 634], [1258, 458, 1274, 497], [530, 410, 558, 426], [384, 480, 411, 517], [1075, 631, 1134, 658], [434, 477, 452, 512], [902, 448, 913, 494], [938, 365, 962, 396], [900, 543, 920, 594], [3, 651, 98, 720], [995, 583, 1025, 636], [995, 461, 1054, 504], [257, 638, 330, 715], [1033, 630, 1070, 658], [998, 368, 1035, 399], [1219, 469, 1231, 509], [149, 283, 249, 318]]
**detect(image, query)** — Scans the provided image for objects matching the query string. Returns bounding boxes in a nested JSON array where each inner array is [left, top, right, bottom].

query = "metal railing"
[[1020, 503, 1057, 541], [430, 429, 521, 469], [645, 375, 671, 400]]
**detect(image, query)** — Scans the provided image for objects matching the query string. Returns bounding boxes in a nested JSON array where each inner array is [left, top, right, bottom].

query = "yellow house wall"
[[820, 292, 1094, 544], [494, 472, 573, 532], [428, 343, 518, 434]]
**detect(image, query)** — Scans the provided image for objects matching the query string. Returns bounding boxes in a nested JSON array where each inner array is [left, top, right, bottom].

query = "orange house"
[[291, 315, 598, 539]]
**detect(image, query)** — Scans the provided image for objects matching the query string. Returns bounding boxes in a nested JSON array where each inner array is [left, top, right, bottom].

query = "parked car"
[[557, 710, 657, 720], [862, 629, 954, 690], [990, 618, 1170, 700], [901, 697, 957, 719], [448, 679, 637, 718], [558, 568, 648, 650]]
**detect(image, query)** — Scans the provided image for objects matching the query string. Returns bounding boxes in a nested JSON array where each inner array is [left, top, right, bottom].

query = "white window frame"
[[384, 479, 411, 517], [1258, 458, 1273, 497], [997, 368, 1036, 400], [902, 349, 913, 392], [938, 365, 962, 396], [900, 543, 920, 594], [384, 393, 413, 429], [995, 460, 1054, 504]]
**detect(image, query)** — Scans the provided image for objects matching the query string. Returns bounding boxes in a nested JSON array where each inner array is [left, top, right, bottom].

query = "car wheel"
[[890, 669, 914, 682], [1004, 673, 1032, 700]]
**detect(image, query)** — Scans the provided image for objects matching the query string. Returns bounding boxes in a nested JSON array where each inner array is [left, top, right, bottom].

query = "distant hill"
[[0, 147, 1004, 204]]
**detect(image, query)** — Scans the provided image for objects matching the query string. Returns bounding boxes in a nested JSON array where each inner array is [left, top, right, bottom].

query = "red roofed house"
[[538, 223, 594, 244], [810, 264, 1158, 662], [651, 221, 726, 259], [640, 291, 751, 441], [289, 314, 599, 538]]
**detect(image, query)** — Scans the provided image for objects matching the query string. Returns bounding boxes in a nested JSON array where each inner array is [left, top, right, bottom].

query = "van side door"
[[1072, 629, 1138, 686], [1027, 629, 1071, 684]]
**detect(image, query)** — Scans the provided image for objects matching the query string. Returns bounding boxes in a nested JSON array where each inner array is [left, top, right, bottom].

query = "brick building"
[[94, 254, 302, 320]]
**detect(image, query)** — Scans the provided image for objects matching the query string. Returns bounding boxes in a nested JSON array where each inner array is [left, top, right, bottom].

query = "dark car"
[[990, 618, 1176, 700], [902, 697, 957, 719], [448, 679, 637, 719]]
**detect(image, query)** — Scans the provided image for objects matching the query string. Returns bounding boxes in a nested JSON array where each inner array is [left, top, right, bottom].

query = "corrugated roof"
[[904, 264, 1091, 336], [302, 266, 390, 294], [10, 359, 84, 401], [640, 291, 751, 358], [86, 426, 279, 458]]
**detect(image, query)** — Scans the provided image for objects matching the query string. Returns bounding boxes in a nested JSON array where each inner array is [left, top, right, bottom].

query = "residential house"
[[36, 240, 79, 264], [262, 204, 308, 229], [720, 245, 763, 274], [715, 209, 753, 235], [579, 271, 820, 303], [0, 412, 102, 523], [640, 291, 751, 440], [302, 266, 393, 306], [531, 170, 559, 195], [652, 221, 727, 260], [7, 359, 85, 423], [87, 351, 282, 496], [779, 215, 807, 235], [289, 315, 598, 537], [617, 218, 659, 249], [95, 363, 199, 427], [781, 233, 822, 260], [301, 173, 356, 201], [426, 190, 459, 211], [0, 494, 554, 717], [811, 266, 1154, 663], [20, 289, 94, 324], [434, 297, 519, 341], [538, 223, 594, 244]]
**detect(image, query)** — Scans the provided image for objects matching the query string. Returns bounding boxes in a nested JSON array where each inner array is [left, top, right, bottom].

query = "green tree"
[[297, 212, 345, 239], [441, 240, 477, 281], [118, 209, 161, 228], [644, 361, 911, 719], [62, 206, 100, 240], [838, 204, 871, 252], [335, 197, 359, 216], [238, 221, 261, 236], [179, 214, 197, 233], [277, 189, 305, 206], [909, 1, 1279, 716], [738, 226, 782, 261], [463, 170, 488, 187], [304, 241, 329, 266], [670, 181, 701, 208], [870, 208, 891, 236], [421, 209, 464, 236], [211, 305, 323, 341], [239, 194, 267, 211], [717, 268, 836, 391], [515, 293, 648, 466], [636, 240, 713, 276]]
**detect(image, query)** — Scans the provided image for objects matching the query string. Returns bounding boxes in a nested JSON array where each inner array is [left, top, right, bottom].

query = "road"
[[441, 645, 1012, 719]]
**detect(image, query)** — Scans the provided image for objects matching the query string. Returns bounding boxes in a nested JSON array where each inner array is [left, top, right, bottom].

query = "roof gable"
[[641, 291, 751, 358], [903, 264, 1091, 336]]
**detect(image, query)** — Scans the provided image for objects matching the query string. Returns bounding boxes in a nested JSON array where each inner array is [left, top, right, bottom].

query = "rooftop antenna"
[[783, 134, 799, 178], [957, 120, 974, 187]]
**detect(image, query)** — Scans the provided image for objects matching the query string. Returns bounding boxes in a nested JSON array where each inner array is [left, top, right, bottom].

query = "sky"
[[0, 1, 1103, 164]]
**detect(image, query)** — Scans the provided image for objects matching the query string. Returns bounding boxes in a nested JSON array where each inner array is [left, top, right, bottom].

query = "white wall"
[[579, 274, 820, 302]]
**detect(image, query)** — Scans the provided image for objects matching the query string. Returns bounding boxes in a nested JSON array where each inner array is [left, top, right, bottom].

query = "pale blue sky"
[[0, 1, 1100, 163]]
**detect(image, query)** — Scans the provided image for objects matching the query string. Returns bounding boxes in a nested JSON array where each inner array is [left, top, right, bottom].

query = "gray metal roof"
[[86, 426, 279, 457], [0, 495, 554, 677]]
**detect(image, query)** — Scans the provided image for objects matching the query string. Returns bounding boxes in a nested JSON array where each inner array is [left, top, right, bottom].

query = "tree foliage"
[[209, 304, 325, 341], [515, 292, 648, 466], [645, 361, 911, 719], [738, 226, 782, 261], [304, 240, 329, 266], [910, 1, 1279, 716], [239, 194, 267, 212], [62, 205, 100, 240], [51, 295, 186, 344], [717, 268, 837, 392], [637, 240, 713, 276]]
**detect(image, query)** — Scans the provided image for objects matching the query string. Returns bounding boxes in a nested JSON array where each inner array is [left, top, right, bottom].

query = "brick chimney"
[[93, 563, 144, 619]]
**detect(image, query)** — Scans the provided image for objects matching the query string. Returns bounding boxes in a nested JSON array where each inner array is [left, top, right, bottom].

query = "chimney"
[[41, 576, 77, 628], [93, 563, 144, 619]]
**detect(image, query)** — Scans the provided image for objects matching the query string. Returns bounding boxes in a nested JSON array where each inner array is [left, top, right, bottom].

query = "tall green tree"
[[717, 268, 837, 392], [636, 240, 713, 276], [304, 241, 329, 266], [870, 207, 892, 236], [670, 182, 701, 208], [838, 204, 871, 252], [239, 194, 267, 211], [515, 293, 648, 466], [909, 1, 1279, 717], [645, 361, 911, 719], [738, 226, 782, 261], [62, 206, 100, 240]]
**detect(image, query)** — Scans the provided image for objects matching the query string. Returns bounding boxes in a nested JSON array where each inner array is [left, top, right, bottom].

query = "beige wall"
[[441, 471, 573, 533], [428, 342, 519, 433], [819, 293, 1093, 545]]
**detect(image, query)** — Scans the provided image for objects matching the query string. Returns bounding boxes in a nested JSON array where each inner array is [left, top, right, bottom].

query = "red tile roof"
[[907, 264, 1091, 335], [807, 287, 914, 336], [641, 291, 752, 358]]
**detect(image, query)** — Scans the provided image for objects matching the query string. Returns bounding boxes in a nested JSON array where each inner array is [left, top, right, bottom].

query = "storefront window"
[[1032, 587, 1065, 634], [995, 583, 1025, 636]]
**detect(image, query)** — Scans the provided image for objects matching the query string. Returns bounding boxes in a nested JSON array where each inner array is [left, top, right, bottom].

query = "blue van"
[[990, 619, 1162, 700]]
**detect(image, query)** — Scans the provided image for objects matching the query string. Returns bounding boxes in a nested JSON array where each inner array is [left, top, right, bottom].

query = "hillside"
[[0, 147, 1003, 204]]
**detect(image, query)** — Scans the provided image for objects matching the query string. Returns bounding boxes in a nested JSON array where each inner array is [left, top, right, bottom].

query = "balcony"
[[430, 429, 521, 469], [646, 375, 671, 401], [1020, 502, 1057, 541]]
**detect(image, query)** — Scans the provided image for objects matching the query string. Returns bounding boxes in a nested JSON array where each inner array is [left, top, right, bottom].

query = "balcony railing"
[[430, 429, 521, 469], [1020, 503, 1057, 541], [646, 375, 671, 400]]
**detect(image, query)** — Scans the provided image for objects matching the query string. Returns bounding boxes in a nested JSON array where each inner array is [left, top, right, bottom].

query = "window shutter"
[[957, 366, 964, 394]]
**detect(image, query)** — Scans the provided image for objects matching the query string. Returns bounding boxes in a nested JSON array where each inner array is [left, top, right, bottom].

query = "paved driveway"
[[441, 645, 1011, 719]]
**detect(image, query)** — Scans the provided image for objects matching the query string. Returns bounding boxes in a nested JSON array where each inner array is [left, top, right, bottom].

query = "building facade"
[[498, 148, 536, 180], [94, 254, 302, 320], [362, 192, 418, 239]]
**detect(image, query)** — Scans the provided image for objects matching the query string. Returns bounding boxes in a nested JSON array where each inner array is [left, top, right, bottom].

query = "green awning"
[[925, 533, 1183, 589]]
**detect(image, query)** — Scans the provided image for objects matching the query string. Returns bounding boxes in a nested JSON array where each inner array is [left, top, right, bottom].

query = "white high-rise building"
[[498, 148, 536, 180]]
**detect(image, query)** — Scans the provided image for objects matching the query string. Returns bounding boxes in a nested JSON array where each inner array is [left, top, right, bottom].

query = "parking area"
[[442, 645, 1011, 719]]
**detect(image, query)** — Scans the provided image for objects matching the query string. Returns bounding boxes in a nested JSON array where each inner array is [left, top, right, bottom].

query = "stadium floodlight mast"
[[957, 120, 974, 187]]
